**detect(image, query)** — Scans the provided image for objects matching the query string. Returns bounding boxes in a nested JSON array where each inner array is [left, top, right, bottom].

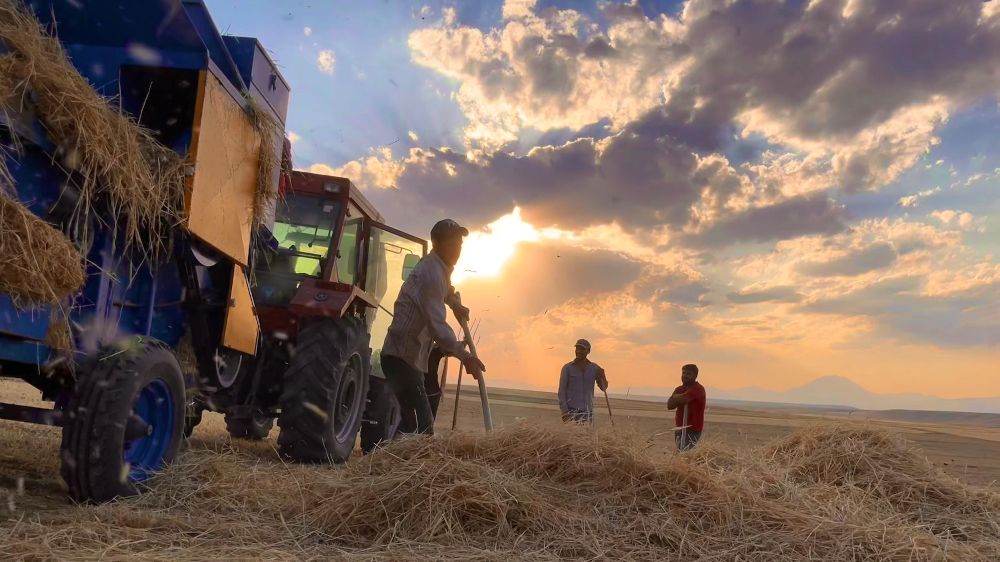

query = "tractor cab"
[[250, 170, 426, 361]]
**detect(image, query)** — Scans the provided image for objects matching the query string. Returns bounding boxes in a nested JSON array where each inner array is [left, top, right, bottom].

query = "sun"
[[453, 207, 559, 284]]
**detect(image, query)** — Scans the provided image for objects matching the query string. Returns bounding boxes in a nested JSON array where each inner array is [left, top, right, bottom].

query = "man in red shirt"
[[666, 364, 706, 451]]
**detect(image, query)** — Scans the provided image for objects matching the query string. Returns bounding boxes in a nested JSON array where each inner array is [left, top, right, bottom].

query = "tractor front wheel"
[[60, 338, 185, 502], [277, 317, 369, 462]]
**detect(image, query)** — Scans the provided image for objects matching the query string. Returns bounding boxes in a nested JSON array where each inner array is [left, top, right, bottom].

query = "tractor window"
[[365, 225, 426, 374], [270, 196, 340, 278], [335, 203, 364, 285]]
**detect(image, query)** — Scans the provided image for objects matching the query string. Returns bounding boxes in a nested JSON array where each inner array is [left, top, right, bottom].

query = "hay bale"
[[0, 0, 187, 261], [0, 195, 84, 307]]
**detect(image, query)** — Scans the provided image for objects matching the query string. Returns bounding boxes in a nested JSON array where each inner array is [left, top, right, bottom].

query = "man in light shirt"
[[558, 339, 608, 424], [381, 219, 486, 435]]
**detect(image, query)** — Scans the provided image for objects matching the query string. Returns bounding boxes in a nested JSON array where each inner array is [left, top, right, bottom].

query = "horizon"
[[206, 0, 1000, 401]]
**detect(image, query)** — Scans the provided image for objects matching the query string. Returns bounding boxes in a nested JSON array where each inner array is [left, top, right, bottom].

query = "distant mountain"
[[707, 375, 1000, 414], [606, 376, 1000, 414]]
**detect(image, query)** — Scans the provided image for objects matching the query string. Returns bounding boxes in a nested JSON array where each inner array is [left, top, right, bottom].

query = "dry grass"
[[0, 195, 84, 307], [244, 94, 284, 229], [0, 0, 187, 262], [1, 423, 997, 561]]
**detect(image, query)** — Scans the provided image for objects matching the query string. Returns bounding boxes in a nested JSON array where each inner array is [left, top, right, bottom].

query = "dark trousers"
[[675, 430, 702, 451], [382, 354, 435, 435]]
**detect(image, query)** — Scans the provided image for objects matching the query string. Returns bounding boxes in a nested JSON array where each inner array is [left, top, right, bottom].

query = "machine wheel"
[[277, 317, 369, 463], [60, 338, 185, 503], [225, 410, 274, 440], [360, 377, 402, 454]]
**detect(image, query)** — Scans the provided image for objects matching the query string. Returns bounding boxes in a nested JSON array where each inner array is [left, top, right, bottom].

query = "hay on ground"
[[0, 0, 187, 261], [0, 195, 84, 307], [1, 423, 998, 561]]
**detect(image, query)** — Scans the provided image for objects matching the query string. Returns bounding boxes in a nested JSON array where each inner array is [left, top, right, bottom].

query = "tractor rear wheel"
[[225, 410, 274, 440], [60, 338, 185, 502], [277, 317, 369, 462], [360, 377, 402, 454]]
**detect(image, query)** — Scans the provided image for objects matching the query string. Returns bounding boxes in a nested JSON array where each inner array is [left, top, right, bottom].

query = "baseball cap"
[[430, 219, 469, 241], [574, 338, 591, 352]]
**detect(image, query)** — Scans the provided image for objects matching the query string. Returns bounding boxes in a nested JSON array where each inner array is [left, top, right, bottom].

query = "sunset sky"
[[207, 0, 1000, 400]]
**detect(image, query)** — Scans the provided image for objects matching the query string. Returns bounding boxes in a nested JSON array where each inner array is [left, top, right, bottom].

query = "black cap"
[[430, 219, 469, 241]]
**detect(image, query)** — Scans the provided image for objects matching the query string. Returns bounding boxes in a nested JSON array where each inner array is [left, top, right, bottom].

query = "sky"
[[206, 0, 1000, 401]]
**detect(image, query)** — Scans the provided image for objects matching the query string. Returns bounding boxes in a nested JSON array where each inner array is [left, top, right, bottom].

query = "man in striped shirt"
[[381, 219, 486, 435], [558, 339, 608, 424]]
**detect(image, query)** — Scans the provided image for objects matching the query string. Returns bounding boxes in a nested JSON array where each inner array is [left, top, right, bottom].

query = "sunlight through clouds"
[[453, 207, 564, 284]]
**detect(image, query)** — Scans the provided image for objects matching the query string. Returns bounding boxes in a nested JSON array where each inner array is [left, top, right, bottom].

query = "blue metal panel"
[[7, 146, 65, 216], [222, 36, 291, 124], [0, 335, 51, 365], [23, 0, 206, 54], [62, 44, 207, 88], [0, 295, 49, 341], [181, 0, 247, 91]]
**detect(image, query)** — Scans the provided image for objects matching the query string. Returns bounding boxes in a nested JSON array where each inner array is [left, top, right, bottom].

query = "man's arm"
[[596, 366, 608, 392], [444, 286, 470, 323], [418, 269, 484, 375], [558, 365, 569, 413], [666, 390, 691, 411], [418, 271, 464, 357]]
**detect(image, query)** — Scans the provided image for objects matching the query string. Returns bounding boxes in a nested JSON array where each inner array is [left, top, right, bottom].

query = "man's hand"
[[462, 354, 486, 381], [597, 367, 609, 392], [446, 289, 471, 323], [451, 302, 471, 323]]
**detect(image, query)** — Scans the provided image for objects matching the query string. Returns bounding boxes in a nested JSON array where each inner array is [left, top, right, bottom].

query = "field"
[[2, 377, 1000, 560]]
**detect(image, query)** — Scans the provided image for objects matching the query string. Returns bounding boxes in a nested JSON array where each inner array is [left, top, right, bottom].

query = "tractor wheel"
[[277, 317, 369, 463], [225, 410, 274, 441], [60, 338, 185, 503], [360, 377, 402, 454]]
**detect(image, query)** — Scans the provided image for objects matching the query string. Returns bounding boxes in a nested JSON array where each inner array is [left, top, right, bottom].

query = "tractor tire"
[[360, 377, 402, 454], [60, 338, 185, 503], [225, 410, 274, 441], [277, 317, 369, 463]]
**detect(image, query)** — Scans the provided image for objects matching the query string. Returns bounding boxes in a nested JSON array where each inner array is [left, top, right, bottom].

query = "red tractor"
[[189, 168, 427, 461]]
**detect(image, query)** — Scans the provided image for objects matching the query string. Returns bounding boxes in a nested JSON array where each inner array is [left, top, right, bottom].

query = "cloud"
[[310, 147, 403, 190], [798, 242, 898, 277], [898, 186, 941, 208], [722, 216, 1000, 348], [684, 194, 846, 249], [408, 0, 1000, 193], [407, 130, 419, 142], [333, 107, 846, 249], [304, 26, 313, 37], [317, 49, 336, 75], [931, 209, 977, 230], [727, 285, 803, 305], [803, 276, 1000, 348]]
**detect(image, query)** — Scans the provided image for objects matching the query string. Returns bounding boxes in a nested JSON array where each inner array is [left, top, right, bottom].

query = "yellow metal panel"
[[224, 265, 259, 355], [186, 71, 259, 266]]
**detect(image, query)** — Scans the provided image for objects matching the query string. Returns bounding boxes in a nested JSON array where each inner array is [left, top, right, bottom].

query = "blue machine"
[[0, 0, 288, 502]]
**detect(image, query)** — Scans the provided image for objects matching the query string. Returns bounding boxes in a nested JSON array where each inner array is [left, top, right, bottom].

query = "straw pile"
[[1, 424, 997, 561], [0, 195, 84, 307], [0, 0, 187, 261], [245, 94, 284, 229]]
